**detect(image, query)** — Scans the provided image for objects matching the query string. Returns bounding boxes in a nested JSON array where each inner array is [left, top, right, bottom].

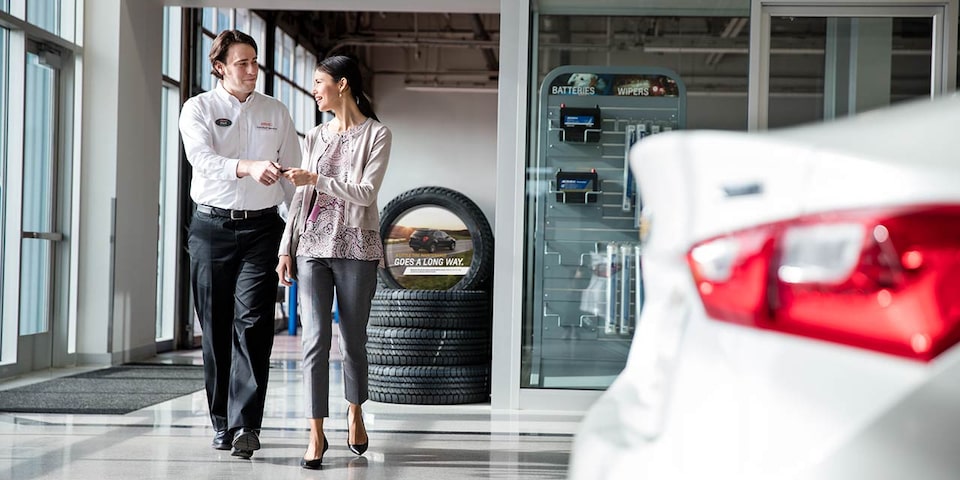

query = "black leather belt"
[[197, 204, 276, 220]]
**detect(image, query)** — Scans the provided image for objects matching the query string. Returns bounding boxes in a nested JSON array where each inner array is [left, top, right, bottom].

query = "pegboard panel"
[[524, 65, 686, 389]]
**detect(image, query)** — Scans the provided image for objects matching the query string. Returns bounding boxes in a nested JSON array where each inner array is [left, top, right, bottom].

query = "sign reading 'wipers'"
[[549, 73, 680, 97]]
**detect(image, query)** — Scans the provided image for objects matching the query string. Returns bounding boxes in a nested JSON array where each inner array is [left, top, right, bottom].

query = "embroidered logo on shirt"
[[256, 121, 277, 130], [215, 118, 232, 127]]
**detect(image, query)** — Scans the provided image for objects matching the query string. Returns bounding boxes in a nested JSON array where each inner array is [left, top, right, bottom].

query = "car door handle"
[[21, 231, 64, 241]]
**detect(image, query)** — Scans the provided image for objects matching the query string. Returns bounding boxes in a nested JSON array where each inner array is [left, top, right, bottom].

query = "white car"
[[569, 95, 960, 480]]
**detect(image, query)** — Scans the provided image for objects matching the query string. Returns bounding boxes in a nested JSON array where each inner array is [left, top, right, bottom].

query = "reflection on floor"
[[0, 331, 579, 480]]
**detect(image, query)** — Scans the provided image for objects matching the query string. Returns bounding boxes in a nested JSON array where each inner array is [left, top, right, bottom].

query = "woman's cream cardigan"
[[278, 119, 392, 258]]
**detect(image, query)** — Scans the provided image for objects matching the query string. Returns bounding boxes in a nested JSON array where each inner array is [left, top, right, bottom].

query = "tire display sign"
[[379, 187, 493, 291], [372, 189, 494, 405], [384, 206, 471, 289]]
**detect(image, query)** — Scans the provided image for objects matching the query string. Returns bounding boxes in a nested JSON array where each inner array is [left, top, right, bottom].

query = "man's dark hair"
[[209, 30, 257, 80]]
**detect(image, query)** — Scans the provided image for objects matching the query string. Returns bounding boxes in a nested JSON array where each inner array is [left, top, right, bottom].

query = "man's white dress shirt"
[[179, 82, 300, 211]]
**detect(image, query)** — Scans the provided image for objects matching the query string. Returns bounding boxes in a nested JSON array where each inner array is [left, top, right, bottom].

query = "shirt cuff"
[[225, 159, 241, 179]]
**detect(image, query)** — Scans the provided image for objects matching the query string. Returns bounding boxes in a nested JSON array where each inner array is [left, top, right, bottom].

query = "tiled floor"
[[0, 330, 579, 479]]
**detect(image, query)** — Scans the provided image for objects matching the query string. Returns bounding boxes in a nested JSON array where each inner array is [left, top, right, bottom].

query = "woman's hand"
[[276, 255, 295, 286], [282, 168, 319, 187]]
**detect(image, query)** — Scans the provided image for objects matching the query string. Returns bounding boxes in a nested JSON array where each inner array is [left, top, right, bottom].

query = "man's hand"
[[282, 168, 319, 187], [276, 255, 295, 286], [237, 160, 283, 186]]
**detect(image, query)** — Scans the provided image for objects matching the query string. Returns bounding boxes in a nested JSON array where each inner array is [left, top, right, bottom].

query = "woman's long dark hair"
[[318, 55, 379, 121]]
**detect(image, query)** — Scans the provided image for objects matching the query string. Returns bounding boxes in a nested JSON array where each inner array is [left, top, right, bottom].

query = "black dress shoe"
[[300, 436, 328, 470], [232, 448, 253, 459], [231, 428, 260, 459], [212, 430, 231, 450]]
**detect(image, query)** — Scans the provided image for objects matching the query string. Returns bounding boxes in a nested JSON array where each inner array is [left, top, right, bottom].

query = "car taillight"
[[422, 236, 430, 242], [687, 205, 960, 361]]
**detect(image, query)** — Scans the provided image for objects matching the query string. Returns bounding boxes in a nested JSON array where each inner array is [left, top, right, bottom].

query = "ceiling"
[[251, 10, 939, 97]]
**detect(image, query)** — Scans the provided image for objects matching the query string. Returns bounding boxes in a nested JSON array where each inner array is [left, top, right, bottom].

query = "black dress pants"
[[188, 209, 283, 433]]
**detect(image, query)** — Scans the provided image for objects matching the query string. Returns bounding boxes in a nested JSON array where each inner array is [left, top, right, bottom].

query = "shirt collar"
[[214, 81, 257, 107]]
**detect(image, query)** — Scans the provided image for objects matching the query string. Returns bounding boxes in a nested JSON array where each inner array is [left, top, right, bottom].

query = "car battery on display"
[[559, 106, 603, 143], [555, 169, 600, 203]]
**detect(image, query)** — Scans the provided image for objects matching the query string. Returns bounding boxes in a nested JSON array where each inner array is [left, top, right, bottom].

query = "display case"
[[523, 66, 686, 390]]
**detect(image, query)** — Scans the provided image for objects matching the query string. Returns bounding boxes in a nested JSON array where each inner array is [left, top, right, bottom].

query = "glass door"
[[0, 28, 7, 362], [18, 42, 62, 370], [748, 0, 957, 129]]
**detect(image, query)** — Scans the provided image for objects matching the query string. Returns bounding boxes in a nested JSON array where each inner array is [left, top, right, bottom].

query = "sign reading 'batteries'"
[[550, 73, 679, 97]]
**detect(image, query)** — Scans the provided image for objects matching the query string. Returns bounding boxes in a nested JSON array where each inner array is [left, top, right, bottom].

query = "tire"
[[367, 327, 489, 341], [368, 312, 489, 330], [369, 305, 489, 316], [369, 368, 489, 389], [370, 288, 491, 329], [374, 288, 489, 303], [369, 379, 489, 391], [449, 241, 456, 251], [379, 187, 494, 291], [367, 347, 488, 366], [370, 389, 489, 405], [428, 243, 436, 253], [366, 337, 489, 349], [369, 364, 490, 381]]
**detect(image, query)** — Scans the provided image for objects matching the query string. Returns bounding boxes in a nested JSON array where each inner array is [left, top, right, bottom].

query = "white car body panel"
[[569, 95, 960, 479]]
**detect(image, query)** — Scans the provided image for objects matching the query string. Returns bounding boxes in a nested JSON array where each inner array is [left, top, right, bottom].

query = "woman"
[[276, 55, 391, 469]]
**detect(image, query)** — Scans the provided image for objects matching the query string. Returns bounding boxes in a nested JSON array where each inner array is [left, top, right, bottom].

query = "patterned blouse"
[[296, 119, 384, 266]]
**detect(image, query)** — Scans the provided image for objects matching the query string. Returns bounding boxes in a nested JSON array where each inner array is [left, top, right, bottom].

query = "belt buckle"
[[230, 209, 247, 220]]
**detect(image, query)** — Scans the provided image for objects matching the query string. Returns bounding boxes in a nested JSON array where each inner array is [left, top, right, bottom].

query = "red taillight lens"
[[422, 236, 430, 242], [687, 205, 960, 361]]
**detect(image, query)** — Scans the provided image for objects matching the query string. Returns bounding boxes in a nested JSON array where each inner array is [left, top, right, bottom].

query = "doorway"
[[4, 39, 70, 373], [748, 0, 957, 129]]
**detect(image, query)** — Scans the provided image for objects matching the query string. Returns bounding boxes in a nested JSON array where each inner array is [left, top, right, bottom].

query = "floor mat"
[[0, 364, 204, 415]]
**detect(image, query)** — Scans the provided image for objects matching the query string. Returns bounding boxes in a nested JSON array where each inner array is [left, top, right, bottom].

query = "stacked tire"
[[367, 290, 490, 404], [369, 187, 493, 405]]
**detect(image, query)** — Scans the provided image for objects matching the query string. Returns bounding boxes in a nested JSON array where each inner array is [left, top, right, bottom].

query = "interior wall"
[[78, 0, 162, 363], [373, 75, 499, 227], [113, 0, 163, 361], [492, 0, 531, 410], [78, 0, 122, 358], [671, 94, 823, 131], [686, 96, 749, 130]]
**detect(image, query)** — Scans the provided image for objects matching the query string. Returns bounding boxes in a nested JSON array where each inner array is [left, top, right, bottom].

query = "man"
[[178, 29, 299, 460]]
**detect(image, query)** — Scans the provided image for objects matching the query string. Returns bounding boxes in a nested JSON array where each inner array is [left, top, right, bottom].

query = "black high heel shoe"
[[348, 439, 368, 456], [348, 418, 368, 456], [300, 436, 328, 470]]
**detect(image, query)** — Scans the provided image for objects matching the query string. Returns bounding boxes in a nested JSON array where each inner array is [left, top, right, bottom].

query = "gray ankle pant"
[[296, 257, 379, 418]]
